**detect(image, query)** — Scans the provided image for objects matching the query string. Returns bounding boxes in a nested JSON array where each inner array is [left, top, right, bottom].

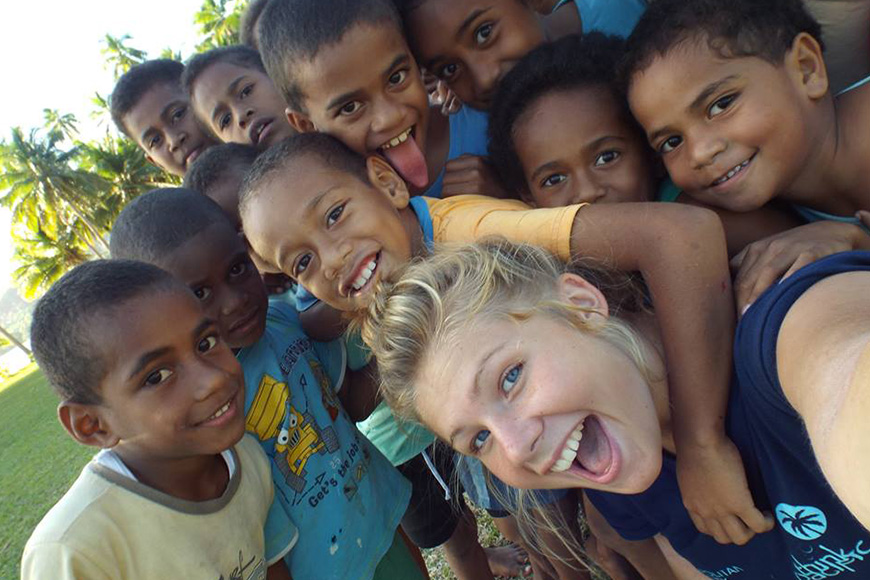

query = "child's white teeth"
[[550, 424, 585, 473], [381, 127, 412, 150], [351, 259, 378, 291], [208, 401, 231, 421], [713, 158, 751, 186]]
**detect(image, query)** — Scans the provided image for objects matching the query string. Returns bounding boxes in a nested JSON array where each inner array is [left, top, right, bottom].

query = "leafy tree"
[[11, 225, 89, 300], [195, 0, 243, 50], [0, 126, 110, 258], [101, 34, 148, 80]]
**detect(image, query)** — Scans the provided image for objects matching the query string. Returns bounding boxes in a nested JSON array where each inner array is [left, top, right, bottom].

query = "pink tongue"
[[381, 135, 429, 189], [577, 416, 612, 475]]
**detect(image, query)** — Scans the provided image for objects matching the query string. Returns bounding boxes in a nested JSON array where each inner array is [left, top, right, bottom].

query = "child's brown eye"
[[709, 94, 737, 117], [594, 151, 621, 167], [440, 63, 460, 80], [327, 204, 345, 226], [193, 286, 212, 301], [474, 23, 494, 45], [389, 70, 407, 86], [144, 369, 172, 387], [197, 335, 218, 353]]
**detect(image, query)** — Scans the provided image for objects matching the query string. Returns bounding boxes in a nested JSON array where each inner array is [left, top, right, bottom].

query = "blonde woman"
[[361, 240, 870, 579]]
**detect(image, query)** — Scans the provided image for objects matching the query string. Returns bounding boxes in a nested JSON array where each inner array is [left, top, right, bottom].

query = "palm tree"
[[101, 34, 148, 80], [77, 133, 174, 230], [0, 127, 111, 257], [195, 0, 243, 51], [11, 226, 90, 300]]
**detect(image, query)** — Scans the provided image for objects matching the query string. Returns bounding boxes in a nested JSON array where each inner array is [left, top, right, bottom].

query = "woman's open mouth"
[[549, 415, 619, 484]]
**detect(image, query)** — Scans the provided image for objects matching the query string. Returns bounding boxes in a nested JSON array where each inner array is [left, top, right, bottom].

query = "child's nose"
[[690, 134, 727, 170], [572, 171, 608, 204], [370, 97, 404, 134]]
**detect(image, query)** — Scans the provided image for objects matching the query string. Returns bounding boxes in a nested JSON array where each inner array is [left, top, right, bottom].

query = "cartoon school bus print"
[[246, 374, 339, 492]]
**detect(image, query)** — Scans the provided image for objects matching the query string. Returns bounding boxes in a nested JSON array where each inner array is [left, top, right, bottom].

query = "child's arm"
[[267, 561, 294, 580], [777, 268, 870, 531], [570, 202, 772, 545], [300, 301, 349, 341], [339, 360, 381, 422], [675, 194, 803, 257], [731, 220, 870, 315], [442, 155, 512, 199]]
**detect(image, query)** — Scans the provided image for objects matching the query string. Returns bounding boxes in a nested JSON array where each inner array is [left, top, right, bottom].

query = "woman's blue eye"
[[240, 84, 253, 98], [709, 94, 737, 117], [659, 136, 682, 154], [501, 363, 522, 394], [594, 151, 620, 167], [218, 112, 231, 130], [472, 430, 490, 452], [541, 174, 567, 188], [171, 106, 186, 122]]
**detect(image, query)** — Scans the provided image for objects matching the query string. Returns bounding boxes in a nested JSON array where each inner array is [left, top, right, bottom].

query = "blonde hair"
[[361, 238, 653, 423], [359, 238, 657, 568]]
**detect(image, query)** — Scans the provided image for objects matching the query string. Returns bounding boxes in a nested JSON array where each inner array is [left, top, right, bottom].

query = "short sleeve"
[[263, 501, 298, 565], [429, 195, 584, 262], [22, 542, 115, 580], [294, 285, 319, 312]]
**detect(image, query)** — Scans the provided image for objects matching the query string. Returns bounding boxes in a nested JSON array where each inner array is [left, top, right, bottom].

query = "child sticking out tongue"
[[380, 129, 429, 189]]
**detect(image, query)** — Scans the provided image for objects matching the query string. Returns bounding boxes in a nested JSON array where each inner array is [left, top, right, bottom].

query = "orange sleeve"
[[426, 195, 585, 262]]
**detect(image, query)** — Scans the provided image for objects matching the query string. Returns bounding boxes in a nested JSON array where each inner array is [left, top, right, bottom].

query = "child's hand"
[[677, 436, 774, 545], [442, 154, 510, 198], [856, 210, 870, 230], [730, 220, 870, 315]]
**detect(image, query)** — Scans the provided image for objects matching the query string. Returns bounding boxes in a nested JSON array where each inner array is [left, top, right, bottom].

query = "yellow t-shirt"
[[22, 435, 274, 580], [419, 195, 585, 262]]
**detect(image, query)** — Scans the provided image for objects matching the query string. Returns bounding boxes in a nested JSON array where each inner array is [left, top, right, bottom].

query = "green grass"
[[0, 366, 93, 579]]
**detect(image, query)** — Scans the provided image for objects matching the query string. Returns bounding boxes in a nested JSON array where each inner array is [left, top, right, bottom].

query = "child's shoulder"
[[22, 462, 124, 578]]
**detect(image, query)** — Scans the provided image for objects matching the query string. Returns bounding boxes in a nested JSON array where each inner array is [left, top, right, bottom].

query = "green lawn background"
[[0, 366, 93, 579]]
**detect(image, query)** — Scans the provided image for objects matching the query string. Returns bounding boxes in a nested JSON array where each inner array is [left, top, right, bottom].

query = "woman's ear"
[[366, 155, 411, 209], [286, 108, 316, 133], [58, 402, 120, 449], [789, 32, 828, 100], [557, 272, 610, 320]]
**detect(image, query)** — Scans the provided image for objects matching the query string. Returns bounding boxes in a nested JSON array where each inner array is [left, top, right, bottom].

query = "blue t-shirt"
[[561, 0, 646, 37], [587, 252, 870, 579], [237, 298, 411, 580], [424, 106, 491, 198]]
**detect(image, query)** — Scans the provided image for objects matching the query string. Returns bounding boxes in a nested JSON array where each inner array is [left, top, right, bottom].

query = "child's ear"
[[557, 273, 610, 321], [58, 402, 120, 449], [366, 155, 410, 209], [789, 32, 828, 100], [286, 108, 316, 134]]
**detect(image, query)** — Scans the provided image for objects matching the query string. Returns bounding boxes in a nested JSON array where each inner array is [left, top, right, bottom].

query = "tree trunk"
[[0, 323, 31, 357]]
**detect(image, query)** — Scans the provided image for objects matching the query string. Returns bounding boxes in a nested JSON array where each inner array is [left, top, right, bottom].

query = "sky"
[[0, 0, 217, 296]]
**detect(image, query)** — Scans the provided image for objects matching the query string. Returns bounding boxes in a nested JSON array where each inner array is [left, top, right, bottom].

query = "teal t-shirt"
[[347, 330, 438, 466], [238, 299, 411, 580]]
